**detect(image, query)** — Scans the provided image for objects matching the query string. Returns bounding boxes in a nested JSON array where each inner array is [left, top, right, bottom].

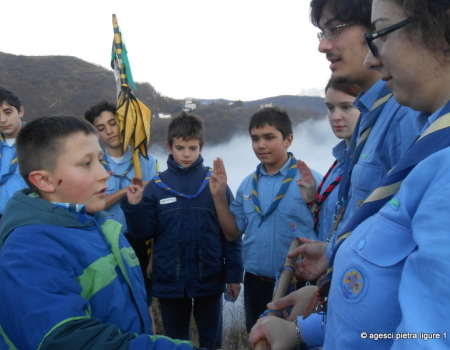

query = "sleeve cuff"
[[297, 314, 326, 349]]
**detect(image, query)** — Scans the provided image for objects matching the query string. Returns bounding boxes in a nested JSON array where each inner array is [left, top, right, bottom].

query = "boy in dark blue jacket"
[[0, 116, 201, 350], [122, 111, 243, 350]]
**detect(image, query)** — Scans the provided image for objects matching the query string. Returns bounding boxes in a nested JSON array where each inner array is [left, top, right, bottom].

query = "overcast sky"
[[3, 0, 331, 101]]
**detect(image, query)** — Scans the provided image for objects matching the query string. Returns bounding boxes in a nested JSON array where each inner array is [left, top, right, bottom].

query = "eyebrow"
[[94, 118, 116, 128], [251, 132, 277, 137]]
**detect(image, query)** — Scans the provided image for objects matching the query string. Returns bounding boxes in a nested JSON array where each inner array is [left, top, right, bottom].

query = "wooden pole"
[[254, 239, 302, 350]]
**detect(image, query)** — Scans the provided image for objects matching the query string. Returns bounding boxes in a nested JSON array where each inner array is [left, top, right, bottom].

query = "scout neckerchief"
[[322, 101, 450, 300], [252, 152, 297, 227], [0, 124, 25, 186], [310, 159, 342, 231], [336, 89, 394, 218], [101, 150, 134, 190], [153, 167, 213, 200]]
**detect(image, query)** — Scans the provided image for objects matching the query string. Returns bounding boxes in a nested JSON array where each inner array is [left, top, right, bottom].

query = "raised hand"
[[296, 160, 317, 204], [210, 158, 228, 198], [127, 176, 145, 205]]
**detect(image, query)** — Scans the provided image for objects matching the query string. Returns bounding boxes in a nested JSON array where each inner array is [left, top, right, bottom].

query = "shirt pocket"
[[334, 214, 417, 334], [278, 198, 315, 239]]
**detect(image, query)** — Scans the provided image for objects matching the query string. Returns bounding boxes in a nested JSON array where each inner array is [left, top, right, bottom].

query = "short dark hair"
[[248, 107, 293, 140], [391, 0, 450, 56], [325, 77, 362, 97], [16, 116, 98, 193], [0, 87, 23, 112], [310, 0, 372, 31], [84, 100, 117, 125], [167, 111, 205, 148]]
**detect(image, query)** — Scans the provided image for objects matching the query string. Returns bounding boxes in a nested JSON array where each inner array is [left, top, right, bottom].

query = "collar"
[[103, 146, 132, 164], [415, 104, 447, 135], [332, 140, 347, 161], [167, 154, 204, 173], [259, 154, 292, 177]]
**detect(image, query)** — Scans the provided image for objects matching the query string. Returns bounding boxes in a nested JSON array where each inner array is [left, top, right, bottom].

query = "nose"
[[98, 161, 110, 182], [318, 36, 333, 53], [105, 125, 113, 135], [330, 110, 342, 122], [0, 113, 6, 123], [363, 48, 382, 71]]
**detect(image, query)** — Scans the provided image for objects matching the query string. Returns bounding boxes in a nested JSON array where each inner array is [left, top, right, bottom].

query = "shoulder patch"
[[160, 197, 177, 205]]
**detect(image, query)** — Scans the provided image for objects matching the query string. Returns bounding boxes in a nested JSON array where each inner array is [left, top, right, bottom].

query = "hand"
[[267, 285, 319, 321], [288, 238, 329, 281], [226, 283, 241, 302], [248, 317, 297, 350], [210, 158, 228, 198], [126, 178, 145, 205], [296, 160, 317, 204]]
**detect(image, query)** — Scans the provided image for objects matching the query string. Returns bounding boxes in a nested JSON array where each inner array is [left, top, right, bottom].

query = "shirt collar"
[[259, 154, 292, 177]]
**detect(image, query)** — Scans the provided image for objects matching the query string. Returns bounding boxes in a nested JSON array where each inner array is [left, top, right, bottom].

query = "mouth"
[[333, 126, 345, 131], [95, 188, 108, 197], [327, 55, 341, 71]]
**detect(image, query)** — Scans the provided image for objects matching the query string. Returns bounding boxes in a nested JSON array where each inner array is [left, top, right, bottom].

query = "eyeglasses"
[[364, 18, 414, 57], [317, 23, 355, 41]]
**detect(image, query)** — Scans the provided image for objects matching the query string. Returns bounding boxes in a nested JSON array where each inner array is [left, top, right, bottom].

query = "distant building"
[[185, 100, 197, 110], [158, 113, 172, 119], [260, 103, 274, 109]]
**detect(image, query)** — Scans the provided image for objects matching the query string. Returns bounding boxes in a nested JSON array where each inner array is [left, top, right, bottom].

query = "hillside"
[[0, 51, 325, 145]]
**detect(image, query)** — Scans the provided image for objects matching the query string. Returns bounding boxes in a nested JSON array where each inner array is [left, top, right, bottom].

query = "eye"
[[342, 104, 354, 111], [97, 127, 104, 132], [82, 162, 91, 167], [327, 105, 335, 111], [328, 26, 339, 36]]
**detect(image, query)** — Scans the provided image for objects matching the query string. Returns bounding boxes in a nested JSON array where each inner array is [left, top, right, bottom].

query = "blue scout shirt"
[[298, 81, 419, 349], [338, 80, 419, 231], [103, 147, 158, 233], [230, 155, 322, 278], [0, 140, 28, 215], [316, 141, 346, 243], [324, 108, 450, 349]]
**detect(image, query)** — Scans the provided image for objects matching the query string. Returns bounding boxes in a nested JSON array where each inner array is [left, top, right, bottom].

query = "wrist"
[[294, 319, 306, 350]]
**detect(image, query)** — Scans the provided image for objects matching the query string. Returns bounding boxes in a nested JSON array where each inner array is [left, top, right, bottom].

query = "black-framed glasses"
[[317, 23, 355, 41], [364, 18, 414, 57]]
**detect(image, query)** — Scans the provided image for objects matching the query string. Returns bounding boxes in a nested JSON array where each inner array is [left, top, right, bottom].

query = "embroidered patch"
[[289, 222, 297, 231], [340, 265, 367, 302], [160, 197, 176, 205], [361, 154, 371, 160], [243, 194, 253, 201], [129, 252, 136, 259], [389, 197, 400, 210]]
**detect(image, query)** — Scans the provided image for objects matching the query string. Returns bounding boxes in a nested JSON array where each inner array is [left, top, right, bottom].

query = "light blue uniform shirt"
[[103, 147, 158, 233], [338, 80, 419, 231], [301, 81, 419, 349], [324, 108, 450, 349], [230, 155, 322, 278], [0, 140, 28, 215], [316, 141, 347, 243]]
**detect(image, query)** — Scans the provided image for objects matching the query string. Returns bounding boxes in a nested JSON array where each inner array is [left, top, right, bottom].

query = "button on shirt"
[[103, 147, 158, 233], [0, 141, 28, 214], [231, 156, 322, 278]]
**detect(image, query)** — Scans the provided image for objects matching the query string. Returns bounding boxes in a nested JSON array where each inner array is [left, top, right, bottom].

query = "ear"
[[28, 170, 56, 194], [18, 106, 25, 119], [285, 134, 293, 148], [166, 142, 173, 154]]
